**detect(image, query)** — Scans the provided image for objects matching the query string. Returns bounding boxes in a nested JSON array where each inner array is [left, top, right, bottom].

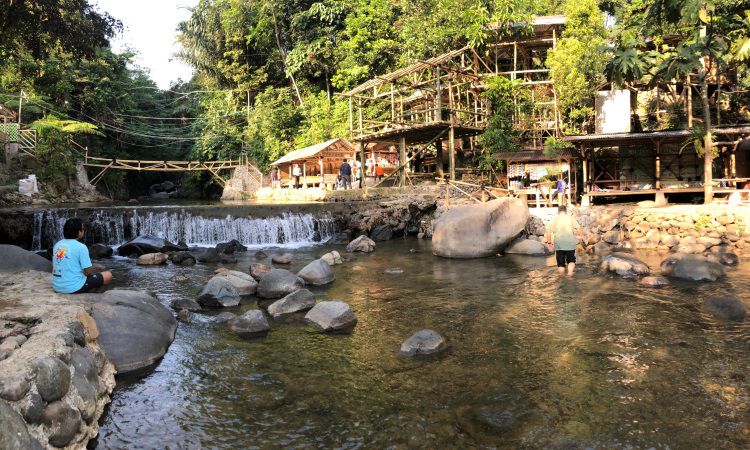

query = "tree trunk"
[[270, 7, 304, 107], [701, 75, 713, 204]]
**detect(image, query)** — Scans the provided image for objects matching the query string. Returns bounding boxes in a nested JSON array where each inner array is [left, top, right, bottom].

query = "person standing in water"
[[548, 205, 579, 276]]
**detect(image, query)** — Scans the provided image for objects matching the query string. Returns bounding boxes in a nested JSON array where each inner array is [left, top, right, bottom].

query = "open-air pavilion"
[[270, 138, 357, 189]]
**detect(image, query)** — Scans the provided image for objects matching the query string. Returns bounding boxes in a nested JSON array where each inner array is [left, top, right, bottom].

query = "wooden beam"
[[399, 136, 406, 188], [449, 125, 456, 181]]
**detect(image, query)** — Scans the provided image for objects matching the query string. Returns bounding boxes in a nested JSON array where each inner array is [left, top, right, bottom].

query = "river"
[[86, 237, 750, 449]]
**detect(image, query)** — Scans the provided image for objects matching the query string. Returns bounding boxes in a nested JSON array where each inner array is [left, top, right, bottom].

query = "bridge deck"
[[83, 155, 250, 186]]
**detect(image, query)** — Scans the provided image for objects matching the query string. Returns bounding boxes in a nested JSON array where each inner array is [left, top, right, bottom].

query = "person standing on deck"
[[552, 176, 567, 205], [339, 159, 352, 189], [548, 205, 579, 276], [292, 164, 302, 189]]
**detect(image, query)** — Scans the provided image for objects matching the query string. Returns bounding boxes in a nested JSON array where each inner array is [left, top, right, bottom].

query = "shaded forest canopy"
[[2, 0, 750, 197]]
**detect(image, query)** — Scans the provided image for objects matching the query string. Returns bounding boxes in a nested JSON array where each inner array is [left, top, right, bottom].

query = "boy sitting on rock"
[[52, 218, 112, 294]]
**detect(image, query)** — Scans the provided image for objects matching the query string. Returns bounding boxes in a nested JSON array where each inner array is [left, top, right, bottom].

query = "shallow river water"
[[92, 239, 750, 449]]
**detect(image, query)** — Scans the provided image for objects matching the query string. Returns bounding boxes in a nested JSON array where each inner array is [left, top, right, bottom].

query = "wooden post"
[[582, 156, 589, 193], [686, 74, 693, 128], [435, 67, 442, 122], [436, 139, 444, 178], [349, 97, 353, 132], [357, 99, 363, 136], [448, 125, 456, 181], [359, 141, 366, 191], [391, 83, 395, 122], [302, 162, 307, 188], [655, 141, 661, 190], [512, 43, 518, 80], [571, 160, 577, 205], [731, 145, 737, 181], [399, 136, 406, 188]]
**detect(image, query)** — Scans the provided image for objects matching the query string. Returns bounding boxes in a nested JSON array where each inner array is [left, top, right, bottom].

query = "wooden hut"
[[271, 138, 356, 188]]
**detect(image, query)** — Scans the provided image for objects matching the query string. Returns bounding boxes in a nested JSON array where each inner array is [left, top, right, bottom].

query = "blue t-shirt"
[[52, 239, 91, 294]]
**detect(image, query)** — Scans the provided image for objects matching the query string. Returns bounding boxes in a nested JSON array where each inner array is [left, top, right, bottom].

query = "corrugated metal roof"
[[270, 138, 355, 166], [493, 149, 576, 161]]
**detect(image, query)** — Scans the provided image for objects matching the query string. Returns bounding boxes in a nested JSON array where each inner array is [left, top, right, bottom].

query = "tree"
[[478, 76, 529, 168]]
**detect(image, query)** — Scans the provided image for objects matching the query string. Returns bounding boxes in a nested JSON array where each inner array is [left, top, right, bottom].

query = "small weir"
[[30, 208, 336, 250]]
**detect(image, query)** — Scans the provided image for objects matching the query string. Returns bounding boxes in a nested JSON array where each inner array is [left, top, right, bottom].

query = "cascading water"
[[31, 209, 335, 250]]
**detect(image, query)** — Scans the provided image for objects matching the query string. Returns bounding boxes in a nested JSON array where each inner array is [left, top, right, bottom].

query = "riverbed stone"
[[254, 251, 268, 259], [267, 289, 316, 319], [170, 251, 196, 266], [661, 254, 726, 281], [214, 269, 258, 295], [197, 277, 241, 307], [214, 312, 236, 324], [88, 289, 177, 375], [504, 238, 551, 256], [398, 329, 447, 356], [193, 248, 222, 263], [674, 243, 707, 254], [0, 244, 52, 273], [297, 259, 335, 286], [0, 399, 37, 449], [320, 250, 342, 265], [432, 198, 529, 258], [40, 401, 82, 447], [640, 276, 670, 287], [257, 269, 305, 299], [304, 301, 357, 333], [35, 356, 71, 402], [370, 224, 393, 241], [346, 235, 376, 253], [705, 252, 740, 266], [228, 310, 270, 338], [137, 252, 168, 265], [249, 263, 273, 281], [272, 254, 292, 264], [176, 309, 192, 323], [600, 252, 650, 278], [88, 244, 113, 259], [384, 267, 404, 275], [118, 235, 184, 256], [170, 298, 202, 312], [704, 295, 747, 321], [215, 239, 247, 254]]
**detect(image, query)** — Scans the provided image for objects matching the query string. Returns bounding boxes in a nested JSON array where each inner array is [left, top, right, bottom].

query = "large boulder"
[[504, 238, 551, 256], [117, 235, 185, 257], [197, 277, 240, 307], [660, 254, 725, 281], [304, 301, 357, 333], [136, 252, 168, 265], [169, 251, 196, 266], [370, 224, 393, 241], [399, 329, 447, 357], [346, 235, 376, 253], [257, 269, 304, 299], [0, 399, 38, 449], [227, 310, 270, 338], [267, 289, 316, 319], [0, 244, 52, 273], [215, 239, 247, 254], [704, 295, 747, 321], [600, 252, 650, 278], [87, 290, 177, 375], [87, 243, 113, 259], [524, 215, 546, 236], [297, 259, 335, 286], [432, 198, 529, 258], [214, 269, 258, 295]]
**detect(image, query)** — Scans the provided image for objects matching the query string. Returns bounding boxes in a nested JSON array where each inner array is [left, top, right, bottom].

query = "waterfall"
[[31, 209, 335, 250]]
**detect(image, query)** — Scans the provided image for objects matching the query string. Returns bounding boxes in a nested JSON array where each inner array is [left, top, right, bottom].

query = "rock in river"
[[705, 252, 740, 267], [216, 239, 247, 254], [0, 244, 52, 273], [249, 263, 273, 281], [304, 301, 357, 333], [87, 289, 177, 375], [197, 277, 240, 307], [704, 295, 747, 321], [214, 268, 258, 295], [228, 310, 270, 338], [297, 259, 334, 286], [257, 269, 304, 299], [432, 198, 529, 258], [170, 298, 202, 312], [504, 238, 551, 256], [346, 235, 376, 253], [137, 252, 168, 265], [370, 224, 393, 241], [600, 252, 650, 278], [272, 254, 292, 264], [88, 243, 113, 258], [170, 251, 196, 266], [640, 276, 670, 287], [399, 329, 447, 356], [118, 235, 185, 257], [661, 254, 725, 281], [267, 289, 316, 319]]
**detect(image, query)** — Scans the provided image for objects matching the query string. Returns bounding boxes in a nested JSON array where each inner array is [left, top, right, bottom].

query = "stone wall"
[[570, 205, 750, 256], [0, 271, 116, 449]]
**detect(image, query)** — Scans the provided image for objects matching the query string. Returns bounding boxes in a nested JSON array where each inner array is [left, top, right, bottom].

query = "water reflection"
[[95, 240, 750, 449]]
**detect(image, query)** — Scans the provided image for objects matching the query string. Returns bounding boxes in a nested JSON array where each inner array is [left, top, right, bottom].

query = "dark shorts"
[[555, 250, 576, 268], [74, 273, 104, 294]]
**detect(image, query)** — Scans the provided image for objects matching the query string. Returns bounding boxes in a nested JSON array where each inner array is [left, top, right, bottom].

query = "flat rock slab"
[[297, 259, 334, 286], [257, 269, 304, 299], [432, 198, 529, 258], [304, 301, 357, 333], [0, 245, 51, 273], [88, 289, 177, 375], [399, 329, 447, 356], [704, 295, 747, 321], [661, 254, 726, 282], [197, 277, 240, 307], [228, 310, 270, 338], [600, 252, 650, 278], [214, 269, 258, 295], [267, 289, 316, 319]]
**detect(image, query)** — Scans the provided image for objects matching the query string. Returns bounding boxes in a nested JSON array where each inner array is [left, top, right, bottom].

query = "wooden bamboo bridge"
[[82, 150, 258, 187]]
